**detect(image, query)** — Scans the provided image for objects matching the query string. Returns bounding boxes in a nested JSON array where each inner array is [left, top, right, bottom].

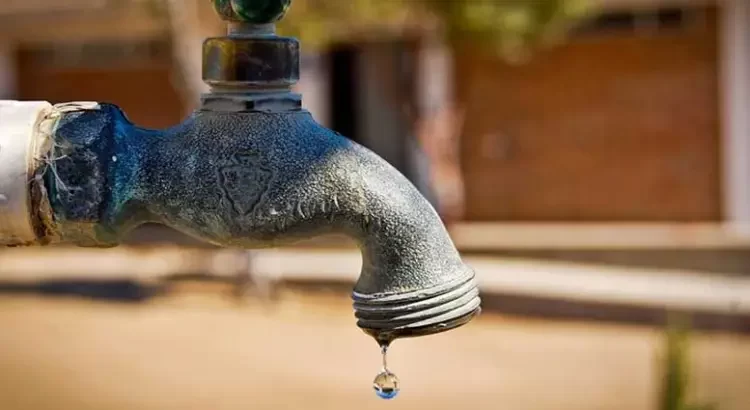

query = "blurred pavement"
[[0, 290, 748, 410]]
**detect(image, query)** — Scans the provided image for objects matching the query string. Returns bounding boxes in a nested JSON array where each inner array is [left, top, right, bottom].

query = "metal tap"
[[0, 0, 480, 343]]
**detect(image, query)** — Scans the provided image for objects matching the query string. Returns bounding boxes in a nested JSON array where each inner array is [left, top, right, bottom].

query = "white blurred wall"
[[297, 52, 331, 127]]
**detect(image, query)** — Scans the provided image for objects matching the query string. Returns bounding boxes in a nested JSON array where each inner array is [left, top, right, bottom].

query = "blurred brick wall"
[[16, 47, 185, 130], [456, 9, 720, 222]]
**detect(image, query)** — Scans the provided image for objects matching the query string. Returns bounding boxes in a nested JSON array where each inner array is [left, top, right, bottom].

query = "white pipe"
[[0, 100, 51, 245]]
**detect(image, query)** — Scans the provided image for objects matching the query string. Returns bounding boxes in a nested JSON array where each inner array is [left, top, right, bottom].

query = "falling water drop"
[[373, 344, 400, 400]]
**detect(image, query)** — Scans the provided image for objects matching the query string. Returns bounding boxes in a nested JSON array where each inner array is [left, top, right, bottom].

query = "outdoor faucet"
[[0, 0, 480, 343]]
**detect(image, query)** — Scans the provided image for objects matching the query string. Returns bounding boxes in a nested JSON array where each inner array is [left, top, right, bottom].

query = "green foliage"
[[277, 0, 593, 61], [127, 0, 592, 61], [429, 0, 590, 61], [276, 0, 412, 49], [659, 315, 717, 410]]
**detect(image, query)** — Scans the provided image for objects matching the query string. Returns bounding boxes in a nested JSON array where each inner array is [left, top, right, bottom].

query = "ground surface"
[[0, 288, 748, 410]]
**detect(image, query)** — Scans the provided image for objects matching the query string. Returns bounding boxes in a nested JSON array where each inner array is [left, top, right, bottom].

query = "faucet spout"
[[146, 107, 482, 342], [1, 100, 479, 342]]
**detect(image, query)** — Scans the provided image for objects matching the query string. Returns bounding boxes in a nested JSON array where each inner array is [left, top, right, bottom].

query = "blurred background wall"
[[0, 0, 744, 226]]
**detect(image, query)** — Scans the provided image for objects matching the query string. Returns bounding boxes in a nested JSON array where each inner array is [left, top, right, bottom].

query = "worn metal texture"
[[43, 103, 480, 340]]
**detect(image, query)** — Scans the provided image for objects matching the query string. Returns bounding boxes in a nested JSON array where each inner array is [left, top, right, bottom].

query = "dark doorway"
[[328, 44, 360, 143]]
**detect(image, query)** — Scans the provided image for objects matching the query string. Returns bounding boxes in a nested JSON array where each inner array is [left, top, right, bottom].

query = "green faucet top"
[[211, 0, 292, 24]]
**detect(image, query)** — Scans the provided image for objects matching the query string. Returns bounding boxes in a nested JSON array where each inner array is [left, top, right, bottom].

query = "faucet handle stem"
[[203, 0, 300, 107], [211, 0, 292, 25]]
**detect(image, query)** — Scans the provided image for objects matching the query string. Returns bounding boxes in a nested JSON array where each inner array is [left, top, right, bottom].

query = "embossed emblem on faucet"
[[218, 151, 273, 216]]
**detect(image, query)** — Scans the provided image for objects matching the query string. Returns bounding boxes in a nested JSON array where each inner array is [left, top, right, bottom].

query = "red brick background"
[[456, 9, 720, 222]]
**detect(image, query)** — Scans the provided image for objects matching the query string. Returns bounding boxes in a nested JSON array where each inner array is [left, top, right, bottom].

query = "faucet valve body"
[[0, 0, 481, 342]]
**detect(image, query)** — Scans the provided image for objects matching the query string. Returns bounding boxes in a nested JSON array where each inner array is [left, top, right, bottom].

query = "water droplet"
[[381, 343, 389, 368], [373, 343, 400, 399], [373, 370, 400, 399]]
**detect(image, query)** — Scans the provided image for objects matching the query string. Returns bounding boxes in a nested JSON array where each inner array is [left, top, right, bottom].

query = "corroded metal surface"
[[39, 103, 480, 340]]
